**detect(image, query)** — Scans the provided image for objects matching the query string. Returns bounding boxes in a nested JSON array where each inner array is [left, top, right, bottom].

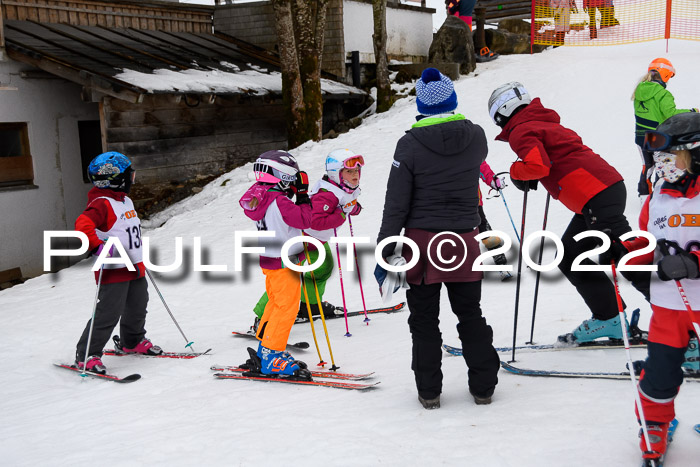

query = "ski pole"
[[509, 188, 529, 363], [146, 270, 196, 353], [81, 263, 105, 377], [499, 189, 521, 244], [610, 262, 655, 462], [347, 216, 370, 324], [526, 193, 551, 344], [333, 227, 352, 337], [300, 268, 327, 367], [302, 242, 338, 370]]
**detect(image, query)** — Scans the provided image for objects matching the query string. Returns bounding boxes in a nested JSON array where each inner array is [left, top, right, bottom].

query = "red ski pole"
[[611, 262, 655, 460], [333, 228, 352, 337], [347, 216, 369, 324]]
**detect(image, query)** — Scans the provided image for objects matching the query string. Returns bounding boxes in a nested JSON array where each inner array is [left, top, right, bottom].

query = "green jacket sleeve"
[[658, 90, 691, 122]]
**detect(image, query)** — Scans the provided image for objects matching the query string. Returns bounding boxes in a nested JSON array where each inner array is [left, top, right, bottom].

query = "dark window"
[[0, 122, 33, 187], [78, 120, 103, 183]]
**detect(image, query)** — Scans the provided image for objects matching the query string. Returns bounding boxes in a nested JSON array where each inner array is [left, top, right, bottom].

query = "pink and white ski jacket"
[[305, 178, 361, 243], [240, 183, 312, 270]]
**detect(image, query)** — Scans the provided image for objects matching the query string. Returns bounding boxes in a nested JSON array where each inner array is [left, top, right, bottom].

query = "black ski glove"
[[293, 171, 311, 205], [598, 230, 629, 266], [657, 239, 700, 281], [510, 176, 538, 192]]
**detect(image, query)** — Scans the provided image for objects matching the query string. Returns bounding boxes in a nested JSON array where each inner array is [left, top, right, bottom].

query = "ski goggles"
[[253, 161, 297, 184], [643, 130, 700, 152], [342, 155, 365, 169]]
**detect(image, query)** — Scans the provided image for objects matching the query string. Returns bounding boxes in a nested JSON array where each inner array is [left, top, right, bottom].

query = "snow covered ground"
[[2, 40, 700, 466]]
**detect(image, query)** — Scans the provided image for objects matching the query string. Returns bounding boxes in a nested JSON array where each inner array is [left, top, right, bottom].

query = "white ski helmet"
[[488, 82, 531, 127], [325, 148, 364, 191]]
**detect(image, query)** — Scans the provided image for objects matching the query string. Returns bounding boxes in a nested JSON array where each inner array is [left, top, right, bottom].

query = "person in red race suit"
[[604, 113, 700, 463]]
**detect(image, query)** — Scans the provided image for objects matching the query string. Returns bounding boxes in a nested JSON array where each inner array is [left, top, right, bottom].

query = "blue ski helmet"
[[87, 151, 134, 191]]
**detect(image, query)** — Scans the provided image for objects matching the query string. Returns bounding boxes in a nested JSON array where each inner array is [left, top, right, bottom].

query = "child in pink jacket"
[[239, 150, 312, 377]]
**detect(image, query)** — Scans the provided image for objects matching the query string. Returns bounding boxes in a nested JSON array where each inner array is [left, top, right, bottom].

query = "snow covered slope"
[[1, 40, 699, 466]]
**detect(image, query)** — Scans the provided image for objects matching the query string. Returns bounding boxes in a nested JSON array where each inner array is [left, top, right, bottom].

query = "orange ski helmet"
[[648, 58, 676, 83]]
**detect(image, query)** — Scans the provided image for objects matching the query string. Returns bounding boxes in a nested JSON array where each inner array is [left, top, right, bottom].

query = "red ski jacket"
[[495, 98, 623, 214], [75, 187, 146, 284]]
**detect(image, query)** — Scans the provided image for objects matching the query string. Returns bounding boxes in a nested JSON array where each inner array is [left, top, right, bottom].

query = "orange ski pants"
[[256, 267, 301, 352]]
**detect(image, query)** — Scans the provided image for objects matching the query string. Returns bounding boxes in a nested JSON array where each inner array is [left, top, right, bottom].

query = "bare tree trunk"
[[372, 0, 392, 113], [272, 0, 328, 148]]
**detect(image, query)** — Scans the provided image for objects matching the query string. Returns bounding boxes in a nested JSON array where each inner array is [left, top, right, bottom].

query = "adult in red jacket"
[[488, 82, 648, 344]]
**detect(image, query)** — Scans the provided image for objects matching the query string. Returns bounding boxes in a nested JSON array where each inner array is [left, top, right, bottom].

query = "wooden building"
[[0, 0, 367, 282]]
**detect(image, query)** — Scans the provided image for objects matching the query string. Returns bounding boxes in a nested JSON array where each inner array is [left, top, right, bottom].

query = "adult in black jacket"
[[377, 68, 500, 409]]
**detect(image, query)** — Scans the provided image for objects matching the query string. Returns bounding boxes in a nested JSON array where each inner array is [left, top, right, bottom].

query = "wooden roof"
[[4, 19, 344, 103]]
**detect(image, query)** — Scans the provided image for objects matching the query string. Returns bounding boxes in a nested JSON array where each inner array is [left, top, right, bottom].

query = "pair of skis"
[[443, 337, 649, 356], [500, 361, 700, 382], [211, 365, 379, 390], [232, 303, 408, 350], [55, 348, 212, 383], [293, 302, 406, 323]]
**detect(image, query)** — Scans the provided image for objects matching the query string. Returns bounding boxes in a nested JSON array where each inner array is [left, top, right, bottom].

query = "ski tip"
[[293, 342, 310, 349], [116, 374, 142, 383]]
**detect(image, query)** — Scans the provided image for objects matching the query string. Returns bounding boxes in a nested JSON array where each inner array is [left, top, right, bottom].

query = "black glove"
[[657, 239, 700, 281], [510, 177, 538, 192], [598, 232, 630, 266], [294, 171, 310, 205]]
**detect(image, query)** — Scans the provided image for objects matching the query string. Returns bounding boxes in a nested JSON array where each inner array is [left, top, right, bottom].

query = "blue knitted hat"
[[415, 68, 458, 116]]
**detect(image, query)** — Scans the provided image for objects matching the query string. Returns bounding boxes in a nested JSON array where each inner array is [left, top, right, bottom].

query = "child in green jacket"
[[633, 57, 696, 195]]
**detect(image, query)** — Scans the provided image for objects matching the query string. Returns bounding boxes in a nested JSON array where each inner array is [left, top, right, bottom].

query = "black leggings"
[[557, 182, 649, 320]]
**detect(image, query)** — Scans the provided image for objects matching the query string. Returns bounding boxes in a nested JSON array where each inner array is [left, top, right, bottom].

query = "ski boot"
[[250, 316, 260, 335], [296, 301, 339, 322], [557, 313, 629, 345], [243, 345, 311, 379], [682, 337, 699, 374], [475, 47, 499, 63], [113, 335, 163, 356], [76, 355, 107, 374], [470, 389, 493, 405], [639, 422, 669, 463], [418, 394, 440, 410], [589, 25, 597, 40]]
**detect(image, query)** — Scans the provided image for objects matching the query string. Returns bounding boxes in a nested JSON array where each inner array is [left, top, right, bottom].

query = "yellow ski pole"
[[303, 242, 338, 371], [300, 269, 326, 367]]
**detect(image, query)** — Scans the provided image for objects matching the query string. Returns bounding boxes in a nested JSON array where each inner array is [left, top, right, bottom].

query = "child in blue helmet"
[[73, 152, 162, 374]]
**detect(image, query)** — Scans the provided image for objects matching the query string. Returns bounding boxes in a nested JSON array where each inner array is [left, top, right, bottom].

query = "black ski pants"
[[76, 277, 149, 360], [557, 181, 649, 321], [406, 280, 499, 400]]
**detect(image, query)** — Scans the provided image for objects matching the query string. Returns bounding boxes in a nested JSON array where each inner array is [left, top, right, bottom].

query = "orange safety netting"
[[532, 0, 700, 46]]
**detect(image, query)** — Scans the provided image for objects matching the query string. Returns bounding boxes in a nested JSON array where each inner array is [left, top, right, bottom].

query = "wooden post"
[[0, 0, 6, 60], [474, 6, 487, 51]]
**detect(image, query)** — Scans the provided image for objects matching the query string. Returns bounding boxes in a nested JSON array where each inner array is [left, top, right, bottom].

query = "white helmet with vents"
[[488, 82, 531, 127]]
